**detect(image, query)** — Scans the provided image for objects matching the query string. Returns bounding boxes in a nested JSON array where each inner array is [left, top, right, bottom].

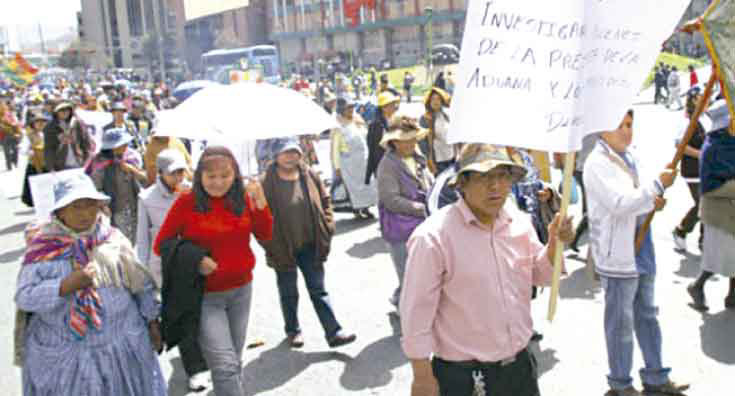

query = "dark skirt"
[[21, 164, 45, 207]]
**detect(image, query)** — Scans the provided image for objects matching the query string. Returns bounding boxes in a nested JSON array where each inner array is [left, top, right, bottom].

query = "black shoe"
[[361, 209, 375, 219], [287, 333, 304, 348], [570, 242, 579, 253], [686, 283, 708, 312], [725, 294, 735, 309], [328, 331, 356, 348]]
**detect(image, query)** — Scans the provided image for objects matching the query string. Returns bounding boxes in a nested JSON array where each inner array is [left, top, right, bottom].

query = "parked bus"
[[201, 45, 281, 84]]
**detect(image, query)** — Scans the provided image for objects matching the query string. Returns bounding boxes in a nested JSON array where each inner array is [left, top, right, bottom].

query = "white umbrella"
[[154, 109, 213, 142], [164, 82, 337, 141]]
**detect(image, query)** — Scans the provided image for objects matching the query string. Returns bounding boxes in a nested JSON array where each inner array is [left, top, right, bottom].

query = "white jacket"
[[583, 140, 663, 278]]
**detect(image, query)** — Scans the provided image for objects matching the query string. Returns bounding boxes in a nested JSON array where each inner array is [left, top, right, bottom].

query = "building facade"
[[182, 0, 269, 72], [269, 0, 466, 71], [79, 0, 185, 71]]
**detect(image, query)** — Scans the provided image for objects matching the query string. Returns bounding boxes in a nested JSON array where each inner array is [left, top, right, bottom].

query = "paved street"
[[0, 102, 733, 396]]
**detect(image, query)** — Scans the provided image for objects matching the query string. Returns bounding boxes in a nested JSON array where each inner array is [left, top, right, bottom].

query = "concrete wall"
[[80, 0, 110, 69]]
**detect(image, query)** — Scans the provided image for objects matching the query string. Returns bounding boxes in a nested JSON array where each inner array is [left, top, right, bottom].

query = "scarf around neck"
[[23, 215, 113, 339]]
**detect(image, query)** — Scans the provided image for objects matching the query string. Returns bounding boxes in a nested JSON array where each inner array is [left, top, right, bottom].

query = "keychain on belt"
[[472, 370, 486, 396]]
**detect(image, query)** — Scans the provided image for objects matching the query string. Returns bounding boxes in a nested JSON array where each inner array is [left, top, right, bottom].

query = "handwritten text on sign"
[[447, 0, 690, 152]]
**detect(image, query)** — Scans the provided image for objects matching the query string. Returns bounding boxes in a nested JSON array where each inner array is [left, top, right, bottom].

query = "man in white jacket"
[[584, 110, 688, 396]]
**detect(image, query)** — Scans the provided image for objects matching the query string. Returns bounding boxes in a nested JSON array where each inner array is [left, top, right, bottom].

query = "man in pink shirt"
[[400, 144, 574, 396]]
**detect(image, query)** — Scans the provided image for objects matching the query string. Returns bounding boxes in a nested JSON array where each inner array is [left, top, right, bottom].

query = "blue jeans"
[[199, 284, 253, 396], [601, 275, 671, 390], [388, 241, 408, 304], [276, 245, 342, 340]]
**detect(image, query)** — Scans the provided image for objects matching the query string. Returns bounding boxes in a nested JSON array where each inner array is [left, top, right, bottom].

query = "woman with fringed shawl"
[[85, 128, 148, 243], [14, 173, 166, 396]]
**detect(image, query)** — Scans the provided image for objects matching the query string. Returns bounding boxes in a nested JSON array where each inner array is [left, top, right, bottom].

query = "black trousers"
[[676, 182, 703, 243], [1, 136, 19, 170], [178, 332, 208, 377], [432, 348, 540, 396]]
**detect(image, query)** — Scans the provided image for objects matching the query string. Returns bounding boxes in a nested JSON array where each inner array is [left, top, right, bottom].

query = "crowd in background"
[[1, 59, 733, 396]]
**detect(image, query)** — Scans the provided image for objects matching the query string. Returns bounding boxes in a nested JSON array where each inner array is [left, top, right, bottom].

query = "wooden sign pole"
[[548, 151, 576, 322], [634, 71, 718, 253]]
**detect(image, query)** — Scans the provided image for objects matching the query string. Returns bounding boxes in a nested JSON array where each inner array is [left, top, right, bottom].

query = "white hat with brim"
[[449, 145, 527, 186], [53, 102, 73, 113], [101, 128, 134, 150], [51, 173, 110, 213]]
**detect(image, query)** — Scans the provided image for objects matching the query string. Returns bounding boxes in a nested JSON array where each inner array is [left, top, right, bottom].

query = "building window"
[[144, 0, 155, 31], [233, 11, 240, 36], [158, 0, 167, 30], [127, 0, 144, 36], [99, 0, 110, 54], [108, 0, 119, 38]]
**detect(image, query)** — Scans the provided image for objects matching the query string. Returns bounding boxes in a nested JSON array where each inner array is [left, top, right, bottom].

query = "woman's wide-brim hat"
[[111, 101, 127, 112], [53, 101, 73, 113], [377, 91, 401, 108], [101, 127, 134, 150], [52, 173, 109, 213], [27, 110, 51, 126], [423, 86, 451, 107], [379, 116, 428, 148], [449, 144, 527, 186]]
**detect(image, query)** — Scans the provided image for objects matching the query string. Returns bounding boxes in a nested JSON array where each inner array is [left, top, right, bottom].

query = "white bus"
[[201, 45, 281, 84]]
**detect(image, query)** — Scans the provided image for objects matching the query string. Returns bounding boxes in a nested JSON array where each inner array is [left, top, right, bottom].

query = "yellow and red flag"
[[701, 0, 735, 133], [1, 53, 39, 86]]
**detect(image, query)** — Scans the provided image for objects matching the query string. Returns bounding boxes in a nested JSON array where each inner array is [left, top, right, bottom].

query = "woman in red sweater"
[[154, 146, 272, 396]]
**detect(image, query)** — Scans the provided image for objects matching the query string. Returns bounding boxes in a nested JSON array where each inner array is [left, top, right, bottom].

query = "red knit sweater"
[[153, 191, 273, 292]]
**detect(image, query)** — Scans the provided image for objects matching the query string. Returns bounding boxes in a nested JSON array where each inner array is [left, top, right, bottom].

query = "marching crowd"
[[1, 65, 733, 396]]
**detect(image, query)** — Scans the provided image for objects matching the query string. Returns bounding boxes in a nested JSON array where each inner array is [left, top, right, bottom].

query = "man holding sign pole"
[[400, 144, 574, 396], [583, 110, 688, 396]]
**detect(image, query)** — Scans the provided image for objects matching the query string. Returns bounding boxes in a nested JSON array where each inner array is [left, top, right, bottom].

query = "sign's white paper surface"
[[448, 0, 691, 152]]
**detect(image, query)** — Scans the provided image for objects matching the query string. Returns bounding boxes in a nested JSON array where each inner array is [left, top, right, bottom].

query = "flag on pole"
[[701, 0, 735, 134], [1, 53, 39, 86]]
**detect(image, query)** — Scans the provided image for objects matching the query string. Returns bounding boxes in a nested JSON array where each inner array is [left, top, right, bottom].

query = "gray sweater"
[[376, 149, 434, 218]]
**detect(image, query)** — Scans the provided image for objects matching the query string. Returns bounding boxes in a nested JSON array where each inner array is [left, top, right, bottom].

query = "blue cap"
[[101, 128, 134, 150]]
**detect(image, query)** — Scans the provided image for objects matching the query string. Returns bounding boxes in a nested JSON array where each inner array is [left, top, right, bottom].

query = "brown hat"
[[449, 144, 527, 186], [379, 115, 428, 148]]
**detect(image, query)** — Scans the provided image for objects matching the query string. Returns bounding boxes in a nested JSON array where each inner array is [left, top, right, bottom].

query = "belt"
[[435, 348, 526, 369]]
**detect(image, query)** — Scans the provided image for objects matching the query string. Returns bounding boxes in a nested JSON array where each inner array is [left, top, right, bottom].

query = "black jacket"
[[365, 112, 389, 184], [159, 238, 208, 350]]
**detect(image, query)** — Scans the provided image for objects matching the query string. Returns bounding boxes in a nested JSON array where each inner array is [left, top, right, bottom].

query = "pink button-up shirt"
[[400, 198, 554, 362]]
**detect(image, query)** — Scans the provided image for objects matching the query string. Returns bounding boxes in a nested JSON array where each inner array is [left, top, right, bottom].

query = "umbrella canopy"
[[172, 80, 221, 102], [160, 82, 337, 141]]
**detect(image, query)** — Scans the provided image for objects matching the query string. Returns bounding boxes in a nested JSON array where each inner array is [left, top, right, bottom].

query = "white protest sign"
[[29, 168, 86, 221], [448, 0, 691, 152]]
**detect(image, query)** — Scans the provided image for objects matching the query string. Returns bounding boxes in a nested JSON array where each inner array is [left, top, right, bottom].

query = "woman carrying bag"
[[377, 116, 434, 309]]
